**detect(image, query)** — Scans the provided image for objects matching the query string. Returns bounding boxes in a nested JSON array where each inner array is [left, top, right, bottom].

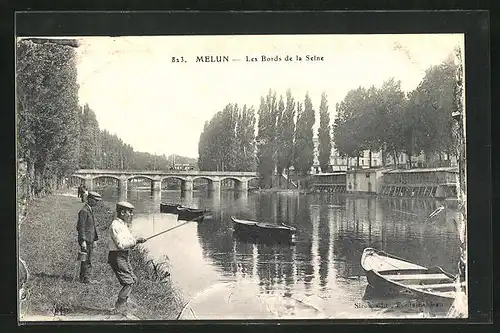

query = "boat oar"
[[145, 220, 196, 241]]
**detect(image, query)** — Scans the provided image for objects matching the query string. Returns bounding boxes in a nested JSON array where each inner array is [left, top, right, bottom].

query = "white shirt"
[[108, 217, 137, 251]]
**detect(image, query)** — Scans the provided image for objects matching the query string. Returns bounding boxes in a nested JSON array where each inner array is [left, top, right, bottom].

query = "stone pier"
[[119, 176, 128, 193], [151, 179, 162, 191], [181, 178, 194, 192], [208, 180, 221, 195], [236, 180, 248, 192], [85, 178, 94, 191]]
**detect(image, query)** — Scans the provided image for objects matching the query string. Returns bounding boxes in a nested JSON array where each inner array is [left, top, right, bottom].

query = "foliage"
[[198, 103, 256, 172], [256, 90, 278, 187], [332, 56, 459, 168], [317, 92, 332, 172], [276, 90, 296, 186], [16, 38, 196, 199], [17, 39, 81, 197], [293, 93, 315, 175]]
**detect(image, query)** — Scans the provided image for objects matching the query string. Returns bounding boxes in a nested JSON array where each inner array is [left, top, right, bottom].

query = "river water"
[[98, 188, 461, 319]]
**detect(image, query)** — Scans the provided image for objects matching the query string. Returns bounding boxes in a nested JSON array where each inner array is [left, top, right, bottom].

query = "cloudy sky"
[[75, 34, 463, 158]]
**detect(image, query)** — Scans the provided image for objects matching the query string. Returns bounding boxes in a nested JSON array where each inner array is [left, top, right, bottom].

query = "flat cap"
[[117, 201, 135, 210], [87, 191, 102, 200]]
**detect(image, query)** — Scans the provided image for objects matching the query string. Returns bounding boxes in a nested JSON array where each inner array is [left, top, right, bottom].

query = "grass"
[[19, 194, 184, 320]]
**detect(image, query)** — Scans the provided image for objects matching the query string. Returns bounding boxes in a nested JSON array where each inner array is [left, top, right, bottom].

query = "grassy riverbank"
[[19, 194, 184, 320]]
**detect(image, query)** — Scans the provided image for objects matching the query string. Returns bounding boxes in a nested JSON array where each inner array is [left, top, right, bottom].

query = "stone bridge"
[[71, 169, 259, 193]]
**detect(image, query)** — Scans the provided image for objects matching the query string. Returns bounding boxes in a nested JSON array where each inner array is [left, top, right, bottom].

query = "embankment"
[[19, 194, 184, 320]]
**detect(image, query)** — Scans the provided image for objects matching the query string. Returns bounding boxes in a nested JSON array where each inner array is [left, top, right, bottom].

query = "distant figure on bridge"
[[76, 191, 101, 284]]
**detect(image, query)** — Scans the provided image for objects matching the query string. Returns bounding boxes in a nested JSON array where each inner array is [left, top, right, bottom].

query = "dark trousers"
[[79, 243, 94, 282]]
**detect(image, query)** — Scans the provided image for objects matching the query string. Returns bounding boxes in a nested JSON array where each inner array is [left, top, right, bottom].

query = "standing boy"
[[108, 201, 146, 313]]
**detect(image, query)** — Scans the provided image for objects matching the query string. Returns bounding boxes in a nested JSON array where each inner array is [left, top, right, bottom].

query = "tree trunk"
[[286, 167, 290, 189], [393, 150, 398, 168], [381, 146, 386, 167], [353, 168, 357, 191], [369, 150, 372, 168]]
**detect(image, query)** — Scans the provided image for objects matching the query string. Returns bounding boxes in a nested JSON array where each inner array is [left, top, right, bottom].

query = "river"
[[98, 188, 461, 319]]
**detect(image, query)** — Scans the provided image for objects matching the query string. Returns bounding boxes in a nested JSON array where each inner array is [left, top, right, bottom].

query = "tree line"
[[333, 51, 461, 168], [17, 39, 195, 199], [198, 51, 462, 188], [198, 89, 332, 188]]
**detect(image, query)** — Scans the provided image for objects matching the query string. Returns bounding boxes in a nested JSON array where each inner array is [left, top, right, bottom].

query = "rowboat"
[[178, 207, 206, 222], [160, 203, 206, 222], [159, 203, 182, 214], [231, 216, 296, 240], [361, 248, 460, 309]]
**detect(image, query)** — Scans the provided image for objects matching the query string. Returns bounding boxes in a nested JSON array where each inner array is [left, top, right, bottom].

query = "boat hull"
[[160, 203, 181, 214], [231, 216, 296, 241], [361, 248, 456, 309], [160, 203, 206, 222], [178, 208, 205, 222]]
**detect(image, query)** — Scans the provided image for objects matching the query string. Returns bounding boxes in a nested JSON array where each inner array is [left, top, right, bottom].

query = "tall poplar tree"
[[317, 92, 332, 172], [17, 38, 81, 196], [293, 93, 315, 175]]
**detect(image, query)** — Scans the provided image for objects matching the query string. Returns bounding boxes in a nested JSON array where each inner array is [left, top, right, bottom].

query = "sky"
[[73, 34, 463, 158]]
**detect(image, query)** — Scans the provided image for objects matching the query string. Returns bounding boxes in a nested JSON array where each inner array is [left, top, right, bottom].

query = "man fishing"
[[76, 191, 101, 284], [108, 201, 146, 313]]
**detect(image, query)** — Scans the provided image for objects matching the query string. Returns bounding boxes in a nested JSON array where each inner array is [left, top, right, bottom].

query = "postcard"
[[17, 33, 467, 321]]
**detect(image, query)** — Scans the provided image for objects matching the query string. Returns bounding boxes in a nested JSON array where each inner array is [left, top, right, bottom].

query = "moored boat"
[[160, 203, 182, 214], [160, 203, 207, 222], [231, 216, 296, 240], [178, 207, 206, 222], [361, 248, 460, 309]]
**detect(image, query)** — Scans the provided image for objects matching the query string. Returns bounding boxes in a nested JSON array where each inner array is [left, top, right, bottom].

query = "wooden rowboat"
[[231, 216, 296, 240], [361, 248, 461, 309], [160, 203, 206, 222], [159, 203, 182, 214], [178, 207, 206, 222]]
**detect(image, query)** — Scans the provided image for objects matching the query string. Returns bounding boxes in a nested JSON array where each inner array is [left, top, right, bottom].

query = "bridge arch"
[[218, 176, 243, 183], [161, 176, 188, 182], [128, 175, 155, 182], [192, 176, 216, 182], [92, 175, 121, 181]]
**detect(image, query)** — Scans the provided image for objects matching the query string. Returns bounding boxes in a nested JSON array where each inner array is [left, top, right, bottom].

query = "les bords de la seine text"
[[171, 54, 325, 63]]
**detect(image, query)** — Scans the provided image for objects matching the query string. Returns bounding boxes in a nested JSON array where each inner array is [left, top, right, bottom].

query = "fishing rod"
[[145, 219, 196, 241]]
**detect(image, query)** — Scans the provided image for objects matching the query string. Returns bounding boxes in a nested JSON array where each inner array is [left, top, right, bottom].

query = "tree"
[[235, 105, 257, 171], [317, 92, 332, 172], [198, 103, 256, 172], [410, 58, 458, 165], [293, 93, 315, 175], [373, 79, 406, 167], [17, 38, 81, 197], [333, 88, 365, 166], [79, 104, 101, 169], [274, 95, 286, 186], [256, 90, 278, 188]]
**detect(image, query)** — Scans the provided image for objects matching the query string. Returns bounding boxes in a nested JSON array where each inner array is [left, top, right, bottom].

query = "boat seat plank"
[[406, 283, 459, 290], [385, 273, 451, 281]]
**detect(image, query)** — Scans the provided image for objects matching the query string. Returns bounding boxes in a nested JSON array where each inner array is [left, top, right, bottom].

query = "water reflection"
[[97, 188, 461, 318]]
